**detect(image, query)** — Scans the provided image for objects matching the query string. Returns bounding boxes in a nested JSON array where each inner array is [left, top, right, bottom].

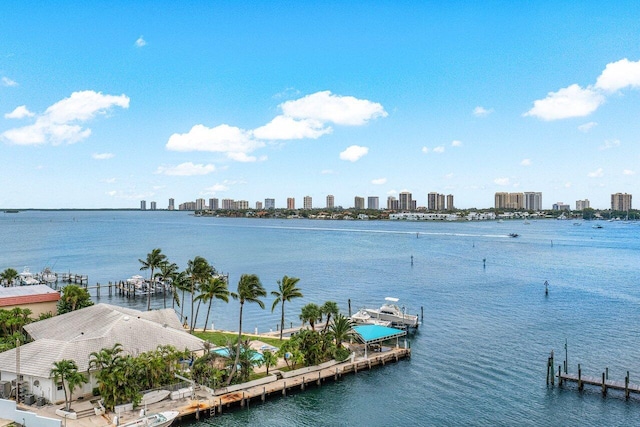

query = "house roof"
[[0, 285, 60, 307], [353, 325, 406, 345], [0, 303, 204, 378]]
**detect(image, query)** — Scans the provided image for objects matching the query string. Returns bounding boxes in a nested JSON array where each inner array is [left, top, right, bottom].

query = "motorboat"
[[40, 267, 57, 283], [592, 224, 603, 229], [350, 309, 391, 327], [19, 267, 40, 285], [117, 411, 179, 427], [508, 233, 519, 238], [363, 297, 420, 328]]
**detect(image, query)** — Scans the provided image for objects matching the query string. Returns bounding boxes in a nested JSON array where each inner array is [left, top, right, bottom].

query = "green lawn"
[[193, 331, 283, 348]]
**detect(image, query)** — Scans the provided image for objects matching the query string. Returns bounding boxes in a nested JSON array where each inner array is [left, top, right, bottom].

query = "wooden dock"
[[553, 362, 640, 399], [170, 347, 410, 421]]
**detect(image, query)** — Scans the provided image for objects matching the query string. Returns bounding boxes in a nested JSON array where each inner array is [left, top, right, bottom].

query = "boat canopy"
[[353, 325, 406, 345]]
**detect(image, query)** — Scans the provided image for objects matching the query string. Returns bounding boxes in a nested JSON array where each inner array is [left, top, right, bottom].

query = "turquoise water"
[[212, 348, 263, 362], [2, 211, 640, 425]]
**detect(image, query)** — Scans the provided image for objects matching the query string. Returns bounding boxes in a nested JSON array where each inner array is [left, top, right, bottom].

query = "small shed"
[[0, 285, 60, 317]]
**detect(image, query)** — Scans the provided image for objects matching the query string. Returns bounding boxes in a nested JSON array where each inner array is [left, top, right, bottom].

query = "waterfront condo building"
[[195, 198, 205, 211], [399, 191, 413, 211], [221, 199, 234, 210], [265, 198, 275, 209], [150, 201, 157, 210], [495, 192, 524, 209], [140, 200, 146, 210], [354, 196, 365, 209], [524, 192, 542, 211], [235, 200, 249, 210], [427, 192, 438, 211], [287, 197, 295, 210], [575, 199, 590, 210], [209, 198, 219, 210], [552, 202, 570, 211], [168, 198, 175, 210], [368, 196, 379, 210], [387, 196, 399, 210], [303, 196, 313, 210], [256, 201, 263, 210], [611, 193, 632, 211], [326, 195, 335, 209], [446, 194, 454, 210]]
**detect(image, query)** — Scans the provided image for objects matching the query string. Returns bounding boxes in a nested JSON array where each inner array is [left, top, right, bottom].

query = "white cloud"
[[524, 84, 605, 121], [204, 183, 230, 194], [155, 162, 216, 176], [433, 146, 445, 153], [386, 190, 397, 196], [92, 152, 114, 160], [252, 115, 331, 140], [1, 90, 130, 145], [595, 58, 640, 92], [102, 178, 116, 184], [5, 105, 34, 119], [588, 168, 604, 178], [339, 145, 369, 162], [2, 77, 17, 87], [421, 147, 429, 154], [494, 177, 510, 186], [623, 169, 636, 175], [599, 139, 620, 150], [320, 169, 336, 175], [473, 106, 493, 117], [371, 178, 387, 185], [578, 121, 597, 133], [107, 191, 117, 197], [135, 36, 147, 48], [451, 140, 462, 147], [521, 159, 532, 166], [281, 91, 387, 126], [166, 124, 264, 161]]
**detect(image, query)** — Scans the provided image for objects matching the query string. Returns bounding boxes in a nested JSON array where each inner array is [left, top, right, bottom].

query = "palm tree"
[[172, 271, 190, 321], [0, 268, 18, 287], [50, 359, 87, 411], [271, 275, 303, 340], [299, 303, 322, 331], [329, 314, 356, 347], [261, 350, 278, 376], [321, 301, 339, 334], [58, 285, 93, 314], [156, 261, 178, 309], [227, 274, 266, 385], [186, 256, 211, 332], [199, 275, 229, 333], [139, 248, 167, 311]]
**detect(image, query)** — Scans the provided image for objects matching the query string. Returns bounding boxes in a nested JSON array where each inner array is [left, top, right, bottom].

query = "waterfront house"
[[0, 285, 60, 318], [0, 303, 204, 404]]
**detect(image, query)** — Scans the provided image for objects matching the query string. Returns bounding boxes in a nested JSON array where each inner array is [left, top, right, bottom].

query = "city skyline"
[[2, 3, 640, 209]]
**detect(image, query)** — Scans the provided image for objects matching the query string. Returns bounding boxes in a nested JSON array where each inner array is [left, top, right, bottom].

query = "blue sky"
[[1, 2, 640, 210]]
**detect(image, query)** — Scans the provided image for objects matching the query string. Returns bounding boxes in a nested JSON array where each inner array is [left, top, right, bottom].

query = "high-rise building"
[[354, 196, 365, 209], [524, 192, 542, 211], [221, 199, 234, 209], [326, 195, 335, 209], [427, 192, 437, 211], [179, 201, 196, 210], [256, 201, 263, 210], [140, 200, 146, 210], [399, 192, 413, 211], [195, 198, 205, 211], [367, 196, 379, 210], [287, 197, 295, 210], [168, 198, 175, 210], [303, 196, 313, 210], [575, 199, 590, 210], [611, 193, 632, 211], [235, 200, 249, 210], [150, 201, 157, 210], [495, 192, 524, 209], [446, 194, 454, 210], [437, 194, 445, 211], [387, 196, 398, 210], [552, 202, 570, 211], [265, 198, 275, 209]]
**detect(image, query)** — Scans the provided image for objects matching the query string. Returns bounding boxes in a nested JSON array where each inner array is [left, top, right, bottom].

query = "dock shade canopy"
[[353, 325, 406, 346]]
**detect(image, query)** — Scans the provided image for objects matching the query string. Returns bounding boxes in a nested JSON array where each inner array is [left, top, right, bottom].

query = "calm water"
[[2, 211, 640, 426]]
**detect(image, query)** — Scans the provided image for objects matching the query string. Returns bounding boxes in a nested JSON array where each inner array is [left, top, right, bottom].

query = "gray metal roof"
[[0, 304, 204, 378], [0, 284, 59, 298]]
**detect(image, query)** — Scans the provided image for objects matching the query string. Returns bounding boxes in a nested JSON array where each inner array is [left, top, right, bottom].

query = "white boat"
[[40, 267, 57, 283], [19, 267, 40, 285], [363, 297, 420, 328], [140, 390, 170, 406], [118, 411, 179, 427], [350, 309, 392, 327]]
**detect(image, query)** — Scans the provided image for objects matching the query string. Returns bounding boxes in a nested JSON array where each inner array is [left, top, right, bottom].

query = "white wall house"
[[0, 304, 204, 405]]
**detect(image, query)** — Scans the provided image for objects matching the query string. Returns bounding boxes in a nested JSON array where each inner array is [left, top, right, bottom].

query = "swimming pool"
[[212, 347, 264, 362]]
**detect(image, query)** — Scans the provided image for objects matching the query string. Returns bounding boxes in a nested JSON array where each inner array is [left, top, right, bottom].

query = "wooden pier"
[[551, 360, 640, 399]]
